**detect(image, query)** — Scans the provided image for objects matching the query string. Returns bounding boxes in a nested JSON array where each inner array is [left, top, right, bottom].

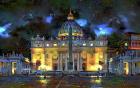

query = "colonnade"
[[57, 52, 83, 71], [0, 62, 12, 75]]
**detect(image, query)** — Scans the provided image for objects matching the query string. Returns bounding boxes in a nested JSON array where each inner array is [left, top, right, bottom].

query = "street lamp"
[[124, 42, 133, 76]]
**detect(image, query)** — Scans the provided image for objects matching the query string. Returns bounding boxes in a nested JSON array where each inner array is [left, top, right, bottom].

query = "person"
[[97, 68, 100, 78]]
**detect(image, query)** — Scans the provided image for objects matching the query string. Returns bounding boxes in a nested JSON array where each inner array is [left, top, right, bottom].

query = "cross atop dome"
[[67, 9, 74, 20]]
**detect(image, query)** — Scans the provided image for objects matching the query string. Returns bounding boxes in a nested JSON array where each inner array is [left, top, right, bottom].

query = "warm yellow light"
[[46, 66, 52, 70], [39, 77, 49, 85], [39, 65, 52, 71], [32, 48, 44, 53], [91, 78, 102, 84], [124, 62, 129, 75], [39, 64, 47, 70], [12, 62, 16, 74], [95, 78, 102, 84], [109, 58, 113, 62], [53, 43, 57, 46], [124, 42, 128, 46], [62, 43, 65, 46], [25, 58, 30, 62], [89, 64, 102, 71], [100, 55, 103, 59]]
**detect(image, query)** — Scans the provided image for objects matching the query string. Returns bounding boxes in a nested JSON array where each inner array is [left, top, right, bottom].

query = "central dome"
[[58, 11, 83, 40]]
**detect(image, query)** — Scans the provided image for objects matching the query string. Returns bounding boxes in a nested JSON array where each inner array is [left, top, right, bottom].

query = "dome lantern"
[[67, 10, 74, 20]]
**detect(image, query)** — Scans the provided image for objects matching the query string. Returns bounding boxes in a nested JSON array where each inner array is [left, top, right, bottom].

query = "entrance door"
[[12, 62, 16, 75]]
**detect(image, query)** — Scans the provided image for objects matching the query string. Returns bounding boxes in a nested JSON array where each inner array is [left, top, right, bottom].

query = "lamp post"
[[124, 42, 133, 75]]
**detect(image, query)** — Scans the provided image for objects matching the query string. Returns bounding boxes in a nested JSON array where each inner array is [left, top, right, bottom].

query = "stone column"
[[79, 55, 83, 71], [60, 53, 63, 71], [73, 53, 75, 71], [2, 62, 5, 75], [0, 62, 2, 74], [8, 62, 12, 76], [77, 53, 80, 71], [5, 62, 8, 75], [62, 53, 64, 71], [65, 53, 68, 71], [128, 62, 133, 75], [3, 62, 5, 75], [132, 62, 136, 75], [119, 60, 123, 75], [57, 53, 60, 71]]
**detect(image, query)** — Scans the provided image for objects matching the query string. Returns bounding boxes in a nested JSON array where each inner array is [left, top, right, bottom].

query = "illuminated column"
[[73, 53, 75, 71], [31, 49, 36, 70], [86, 53, 89, 71], [95, 52, 99, 65], [2, 63, 4, 74], [41, 53, 45, 66], [58, 53, 61, 71], [62, 53, 64, 71], [77, 53, 80, 71], [60, 53, 63, 71], [57, 54, 60, 71], [132, 62, 135, 75], [104, 49, 108, 71], [3, 63, 5, 74], [6, 63, 8, 74], [7, 62, 9, 75], [65, 53, 68, 71], [1, 63, 2, 73], [79, 54, 83, 71]]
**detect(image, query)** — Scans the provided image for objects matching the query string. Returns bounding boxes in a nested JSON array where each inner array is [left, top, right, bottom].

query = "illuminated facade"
[[31, 12, 108, 72], [0, 53, 30, 75]]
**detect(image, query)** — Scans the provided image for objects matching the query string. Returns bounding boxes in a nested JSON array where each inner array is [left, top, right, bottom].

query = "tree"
[[108, 33, 125, 48]]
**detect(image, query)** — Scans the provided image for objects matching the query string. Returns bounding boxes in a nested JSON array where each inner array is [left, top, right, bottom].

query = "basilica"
[[31, 11, 108, 72]]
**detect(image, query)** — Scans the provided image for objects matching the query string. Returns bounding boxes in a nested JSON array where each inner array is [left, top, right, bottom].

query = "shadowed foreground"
[[0, 75, 140, 88]]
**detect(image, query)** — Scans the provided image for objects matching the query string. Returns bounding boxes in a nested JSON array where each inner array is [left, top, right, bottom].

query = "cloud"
[[118, 15, 132, 32], [44, 15, 53, 24], [75, 18, 88, 27], [92, 23, 114, 37], [0, 23, 12, 38]]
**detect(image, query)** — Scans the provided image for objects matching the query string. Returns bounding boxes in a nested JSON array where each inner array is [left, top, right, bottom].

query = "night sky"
[[0, 0, 140, 56]]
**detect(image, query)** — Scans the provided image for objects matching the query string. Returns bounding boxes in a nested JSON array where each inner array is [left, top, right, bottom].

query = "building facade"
[[0, 53, 30, 75], [31, 12, 108, 72], [111, 33, 140, 75]]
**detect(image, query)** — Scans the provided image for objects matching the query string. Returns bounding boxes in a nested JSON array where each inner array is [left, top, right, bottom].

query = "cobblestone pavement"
[[102, 76, 140, 88], [0, 75, 140, 88]]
